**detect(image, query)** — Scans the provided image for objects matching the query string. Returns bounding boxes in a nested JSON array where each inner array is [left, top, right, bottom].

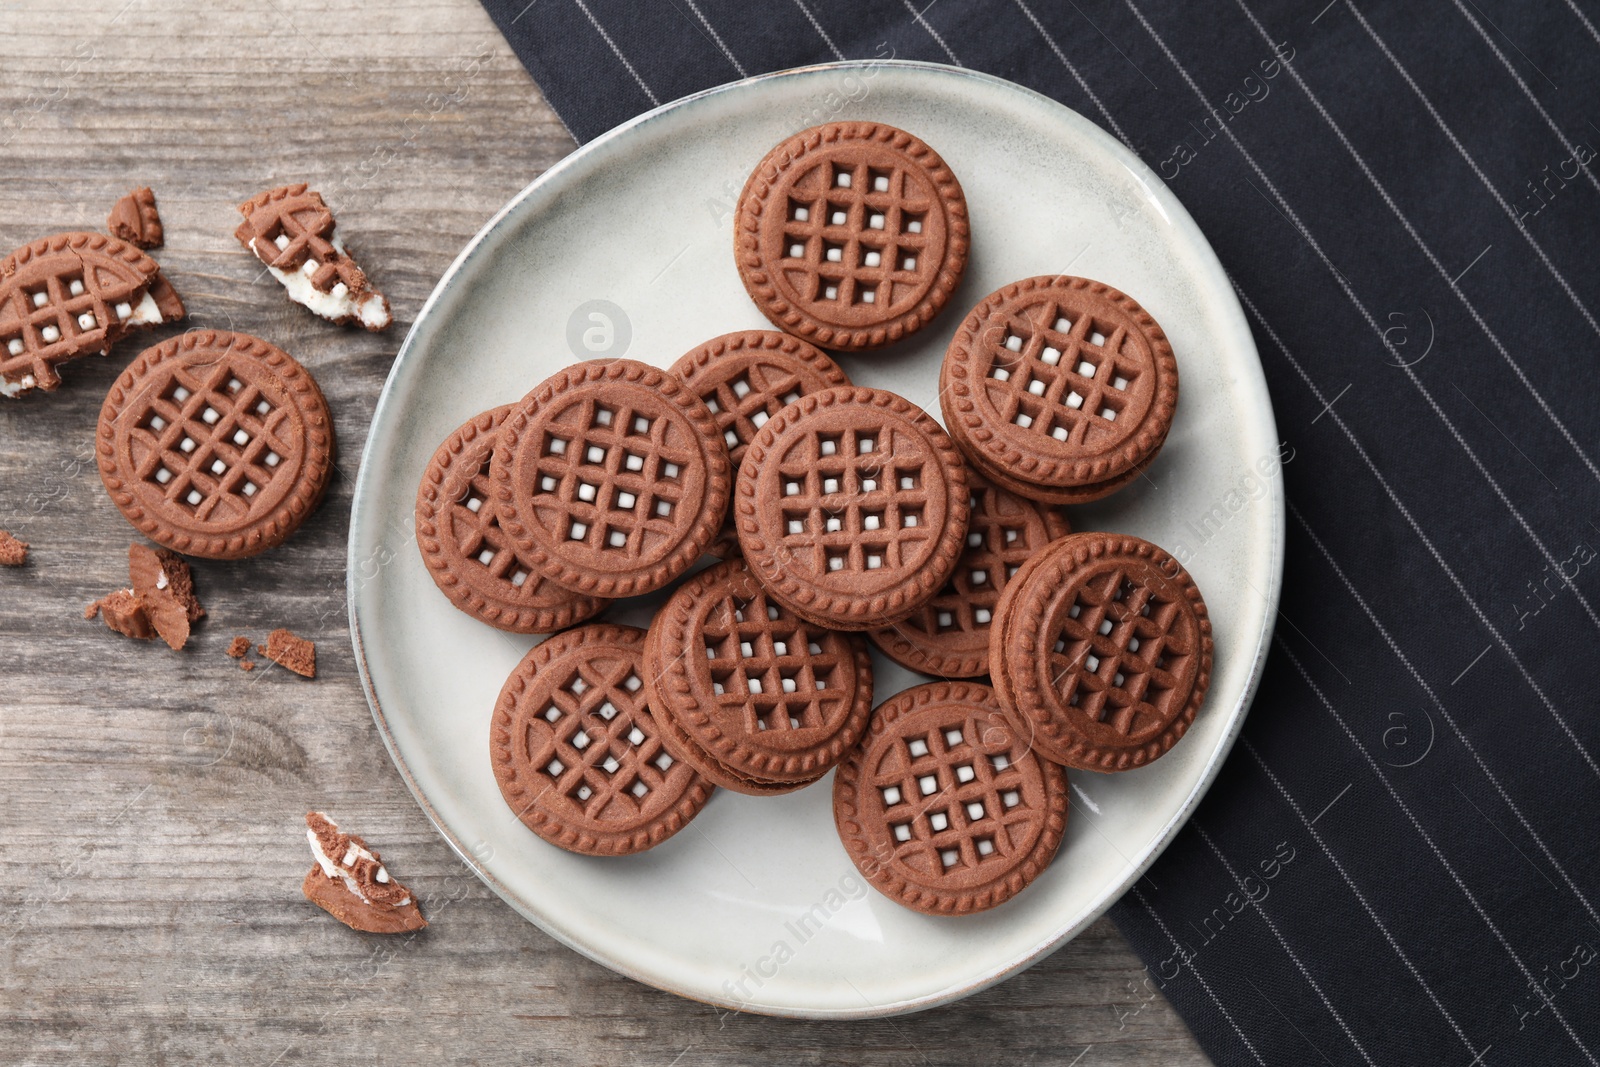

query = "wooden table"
[[0, 2, 1209, 1062]]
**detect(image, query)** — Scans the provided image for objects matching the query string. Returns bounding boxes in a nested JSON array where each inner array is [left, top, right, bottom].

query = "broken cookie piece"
[[107, 187, 164, 249], [128, 543, 204, 651], [0, 530, 27, 566], [85, 588, 155, 641], [129, 543, 204, 622], [302, 811, 425, 934], [259, 627, 315, 678], [85, 544, 205, 650], [235, 184, 391, 332], [0, 231, 186, 398]]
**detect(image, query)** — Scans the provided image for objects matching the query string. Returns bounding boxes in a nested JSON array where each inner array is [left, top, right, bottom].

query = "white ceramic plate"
[[350, 60, 1283, 1019]]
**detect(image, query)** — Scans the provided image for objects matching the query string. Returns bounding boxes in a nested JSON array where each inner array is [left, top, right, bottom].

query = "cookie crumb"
[[260, 628, 316, 678], [0, 530, 28, 566], [228, 636, 257, 671], [302, 812, 425, 934], [85, 589, 155, 641], [235, 184, 391, 331], [107, 187, 164, 249]]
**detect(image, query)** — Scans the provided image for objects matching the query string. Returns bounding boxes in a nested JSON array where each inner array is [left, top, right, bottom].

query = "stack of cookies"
[[422, 120, 1212, 917]]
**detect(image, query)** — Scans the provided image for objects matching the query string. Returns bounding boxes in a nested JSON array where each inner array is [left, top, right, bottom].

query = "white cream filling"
[[251, 234, 391, 329], [127, 290, 164, 326], [305, 825, 409, 908], [1, 373, 37, 398]]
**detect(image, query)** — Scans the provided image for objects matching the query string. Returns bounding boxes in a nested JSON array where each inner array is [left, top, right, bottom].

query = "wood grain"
[[0, 1, 1209, 1062]]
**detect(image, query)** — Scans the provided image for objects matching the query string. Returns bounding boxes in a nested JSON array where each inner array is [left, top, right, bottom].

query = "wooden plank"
[[0, 2, 1209, 1062]]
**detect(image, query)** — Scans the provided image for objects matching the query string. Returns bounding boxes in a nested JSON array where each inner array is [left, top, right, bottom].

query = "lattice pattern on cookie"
[[778, 154, 936, 313], [239, 187, 359, 297], [530, 394, 700, 557], [695, 362, 808, 464], [128, 359, 294, 522], [1048, 566, 1197, 736], [698, 584, 854, 735], [0, 260, 146, 387], [869, 718, 1036, 876], [531, 656, 676, 818], [453, 451, 540, 590], [897, 484, 1057, 639], [774, 420, 935, 576], [982, 296, 1151, 450]]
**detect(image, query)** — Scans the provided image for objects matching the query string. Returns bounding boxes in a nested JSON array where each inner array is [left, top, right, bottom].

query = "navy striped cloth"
[[476, 1, 1600, 1062]]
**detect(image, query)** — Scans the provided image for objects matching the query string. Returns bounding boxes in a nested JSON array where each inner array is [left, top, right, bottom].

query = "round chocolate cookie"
[[869, 472, 1071, 678], [671, 330, 851, 560], [644, 558, 874, 795], [416, 405, 608, 634], [490, 623, 714, 856], [490, 359, 731, 598], [735, 122, 970, 351], [96, 330, 335, 559], [990, 533, 1212, 772], [733, 386, 970, 631], [941, 276, 1177, 504], [833, 680, 1068, 916], [1, 231, 182, 397]]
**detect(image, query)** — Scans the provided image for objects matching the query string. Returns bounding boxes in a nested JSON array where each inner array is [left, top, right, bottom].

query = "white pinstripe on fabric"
[[790, 0, 846, 62], [1231, 0, 1600, 490], [1277, 640, 1599, 1065], [1194, 822, 1379, 1067], [680, 0, 748, 78], [1121, 0, 1600, 642], [570, 0, 660, 106], [1235, 283, 1600, 780], [1341, 0, 1600, 348], [1130, 884, 1269, 1066], [1013, 0, 1137, 151], [1562, 0, 1600, 48], [1244, 738, 1487, 1061], [1290, 499, 1600, 931], [1448, 0, 1600, 197], [904, 0, 961, 66]]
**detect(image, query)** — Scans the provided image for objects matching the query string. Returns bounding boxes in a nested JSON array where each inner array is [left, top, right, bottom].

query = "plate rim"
[[348, 58, 1285, 1019]]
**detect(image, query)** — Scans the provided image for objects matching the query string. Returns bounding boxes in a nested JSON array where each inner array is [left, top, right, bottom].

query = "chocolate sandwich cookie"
[[941, 277, 1177, 504], [1, 232, 185, 397], [491, 359, 730, 598], [643, 558, 873, 795], [490, 624, 714, 856], [96, 330, 335, 559], [735, 122, 969, 351], [833, 681, 1068, 915], [417, 405, 608, 633], [236, 183, 391, 331], [670, 330, 851, 558], [868, 472, 1071, 678], [734, 386, 969, 630], [990, 533, 1212, 772]]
